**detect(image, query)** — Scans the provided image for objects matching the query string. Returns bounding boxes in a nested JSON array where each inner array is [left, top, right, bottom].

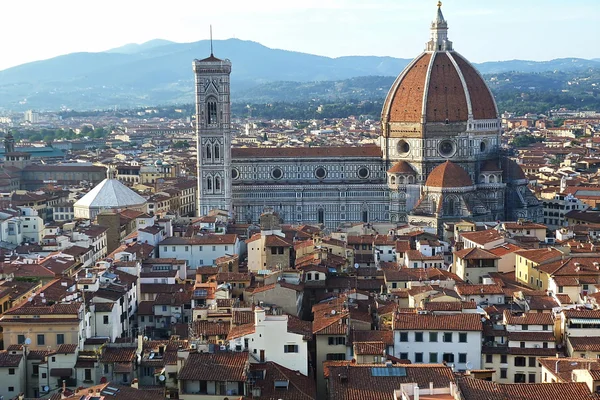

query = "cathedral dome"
[[425, 161, 472, 188], [381, 3, 497, 126], [388, 161, 416, 174]]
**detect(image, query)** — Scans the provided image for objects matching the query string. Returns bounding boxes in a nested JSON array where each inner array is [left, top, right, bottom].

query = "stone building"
[[195, 3, 541, 232]]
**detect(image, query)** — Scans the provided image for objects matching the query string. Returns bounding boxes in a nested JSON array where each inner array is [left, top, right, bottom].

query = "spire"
[[210, 25, 214, 56], [426, 1, 453, 52]]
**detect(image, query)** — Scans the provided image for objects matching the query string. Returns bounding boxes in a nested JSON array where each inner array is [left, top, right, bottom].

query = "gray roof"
[[74, 179, 146, 208]]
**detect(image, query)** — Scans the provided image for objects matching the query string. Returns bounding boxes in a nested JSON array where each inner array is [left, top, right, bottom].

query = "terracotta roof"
[[507, 331, 555, 342], [455, 284, 504, 295], [563, 309, 600, 319], [354, 341, 386, 355], [232, 146, 382, 159], [569, 336, 600, 352], [100, 346, 136, 363], [503, 310, 554, 326], [424, 301, 477, 312], [264, 235, 293, 247], [192, 320, 231, 337], [62, 383, 167, 400], [503, 222, 547, 230], [0, 351, 22, 367], [394, 313, 482, 331], [327, 363, 455, 400], [425, 161, 473, 188], [227, 323, 256, 340], [387, 161, 416, 174], [249, 361, 315, 400], [160, 234, 238, 245], [515, 248, 563, 265], [5, 302, 81, 316], [178, 351, 248, 381], [461, 229, 503, 245], [457, 377, 595, 400], [454, 247, 500, 260], [57, 344, 78, 354], [489, 243, 523, 257]]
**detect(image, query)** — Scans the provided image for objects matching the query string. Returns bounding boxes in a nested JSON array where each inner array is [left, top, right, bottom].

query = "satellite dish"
[[24, 338, 31, 346], [466, 361, 473, 371], [158, 375, 166, 382], [143, 336, 149, 341], [43, 385, 49, 392]]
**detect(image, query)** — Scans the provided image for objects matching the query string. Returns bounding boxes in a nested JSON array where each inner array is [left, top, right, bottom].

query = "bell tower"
[[193, 47, 232, 217]]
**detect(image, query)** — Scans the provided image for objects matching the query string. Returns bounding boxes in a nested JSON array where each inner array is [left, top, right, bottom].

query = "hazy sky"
[[1, 0, 598, 71]]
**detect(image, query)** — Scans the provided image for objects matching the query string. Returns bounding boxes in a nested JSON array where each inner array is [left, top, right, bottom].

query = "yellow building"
[[514, 248, 563, 289], [0, 303, 84, 351], [0, 281, 41, 348]]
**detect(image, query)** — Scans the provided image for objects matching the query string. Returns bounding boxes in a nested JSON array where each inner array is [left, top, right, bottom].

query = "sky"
[[0, 0, 599, 71]]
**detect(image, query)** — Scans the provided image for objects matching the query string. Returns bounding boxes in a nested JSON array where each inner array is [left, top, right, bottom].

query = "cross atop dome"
[[426, 1, 453, 52]]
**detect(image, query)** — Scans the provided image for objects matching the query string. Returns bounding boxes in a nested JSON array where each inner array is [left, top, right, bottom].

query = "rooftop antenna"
[[210, 25, 214, 56]]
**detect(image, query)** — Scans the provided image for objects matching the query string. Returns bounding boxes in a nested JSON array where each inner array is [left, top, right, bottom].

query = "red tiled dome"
[[388, 161, 416, 174], [425, 161, 473, 188], [381, 5, 497, 126], [382, 52, 497, 124]]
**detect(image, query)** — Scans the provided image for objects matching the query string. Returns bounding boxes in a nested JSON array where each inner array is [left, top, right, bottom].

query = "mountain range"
[[0, 38, 598, 111]]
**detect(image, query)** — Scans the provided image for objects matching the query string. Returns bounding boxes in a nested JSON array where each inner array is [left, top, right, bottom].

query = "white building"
[[19, 207, 44, 243], [90, 302, 122, 342], [0, 351, 25, 399], [227, 308, 309, 376], [542, 193, 589, 229], [159, 234, 240, 268], [393, 313, 482, 371]]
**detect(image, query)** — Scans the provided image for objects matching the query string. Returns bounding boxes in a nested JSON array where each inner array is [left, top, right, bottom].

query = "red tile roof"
[[327, 363, 455, 400], [232, 146, 382, 159], [454, 247, 500, 260], [461, 377, 596, 399], [178, 351, 248, 382], [394, 313, 482, 331]]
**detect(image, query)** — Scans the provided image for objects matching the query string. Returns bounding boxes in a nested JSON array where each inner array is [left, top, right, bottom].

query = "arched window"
[[207, 100, 218, 124], [317, 209, 325, 224], [446, 198, 455, 216], [480, 174, 486, 184], [490, 175, 496, 183], [206, 176, 212, 191], [390, 176, 396, 185], [206, 145, 212, 159], [214, 144, 220, 159], [215, 176, 221, 191]]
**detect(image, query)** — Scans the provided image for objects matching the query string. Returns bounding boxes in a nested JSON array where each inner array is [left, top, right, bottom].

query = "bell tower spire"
[[426, 1, 453, 52]]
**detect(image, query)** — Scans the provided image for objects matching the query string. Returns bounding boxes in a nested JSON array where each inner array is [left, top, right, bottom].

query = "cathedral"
[[194, 3, 541, 234]]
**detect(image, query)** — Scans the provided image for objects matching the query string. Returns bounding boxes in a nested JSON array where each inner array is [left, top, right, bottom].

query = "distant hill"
[[105, 39, 177, 54], [0, 38, 598, 111]]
